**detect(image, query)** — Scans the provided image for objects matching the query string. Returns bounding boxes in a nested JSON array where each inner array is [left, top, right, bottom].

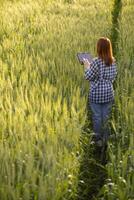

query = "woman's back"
[[83, 37, 118, 147], [85, 57, 117, 103]]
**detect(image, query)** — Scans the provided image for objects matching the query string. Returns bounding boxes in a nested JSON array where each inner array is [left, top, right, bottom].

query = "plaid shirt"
[[85, 57, 117, 103]]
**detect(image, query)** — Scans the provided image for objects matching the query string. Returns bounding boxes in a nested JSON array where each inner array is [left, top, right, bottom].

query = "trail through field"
[[76, 103, 108, 199], [0, 0, 133, 199], [76, 1, 122, 199]]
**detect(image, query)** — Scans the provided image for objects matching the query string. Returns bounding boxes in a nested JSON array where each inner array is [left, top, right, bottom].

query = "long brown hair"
[[97, 37, 114, 66]]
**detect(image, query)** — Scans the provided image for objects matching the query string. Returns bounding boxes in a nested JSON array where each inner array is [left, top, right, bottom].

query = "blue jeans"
[[90, 101, 113, 142]]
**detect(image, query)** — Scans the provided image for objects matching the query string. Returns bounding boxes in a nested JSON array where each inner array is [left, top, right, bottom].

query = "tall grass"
[[0, 0, 114, 199], [0, 0, 133, 199], [99, 0, 134, 199]]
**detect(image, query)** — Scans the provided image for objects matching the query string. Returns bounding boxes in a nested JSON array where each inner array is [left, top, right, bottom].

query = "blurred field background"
[[0, 0, 133, 199]]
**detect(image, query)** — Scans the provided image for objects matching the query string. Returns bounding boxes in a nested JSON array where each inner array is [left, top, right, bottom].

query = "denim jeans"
[[90, 101, 113, 143]]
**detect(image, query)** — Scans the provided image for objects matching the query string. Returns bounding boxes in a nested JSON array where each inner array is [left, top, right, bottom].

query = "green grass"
[[0, 0, 133, 199], [0, 0, 113, 199], [99, 0, 134, 199]]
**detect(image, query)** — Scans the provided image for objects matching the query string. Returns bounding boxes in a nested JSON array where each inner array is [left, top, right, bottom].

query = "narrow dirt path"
[[111, 0, 122, 55], [76, 1, 122, 199]]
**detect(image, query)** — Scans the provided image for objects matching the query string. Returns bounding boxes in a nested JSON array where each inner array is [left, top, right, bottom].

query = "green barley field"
[[0, 0, 133, 199]]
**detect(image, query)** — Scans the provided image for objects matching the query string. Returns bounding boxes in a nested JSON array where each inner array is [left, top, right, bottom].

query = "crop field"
[[0, 0, 133, 200]]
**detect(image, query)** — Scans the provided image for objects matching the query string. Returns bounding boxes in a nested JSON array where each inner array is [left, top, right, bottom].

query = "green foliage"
[[99, 0, 134, 199], [0, 0, 133, 199], [0, 0, 112, 199]]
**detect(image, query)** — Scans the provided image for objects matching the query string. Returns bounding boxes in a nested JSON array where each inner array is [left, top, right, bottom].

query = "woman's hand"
[[83, 58, 90, 69]]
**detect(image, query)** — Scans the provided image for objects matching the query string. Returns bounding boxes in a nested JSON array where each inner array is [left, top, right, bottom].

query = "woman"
[[83, 37, 117, 147]]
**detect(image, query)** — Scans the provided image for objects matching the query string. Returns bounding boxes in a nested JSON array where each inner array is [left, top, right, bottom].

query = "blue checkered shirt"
[[85, 57, 117, 103]]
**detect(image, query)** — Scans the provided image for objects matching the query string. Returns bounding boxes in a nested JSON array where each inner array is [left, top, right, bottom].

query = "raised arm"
[[84, 59, 99, 81]]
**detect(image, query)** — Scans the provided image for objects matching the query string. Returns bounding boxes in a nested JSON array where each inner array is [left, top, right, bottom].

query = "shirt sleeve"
[[84, 59, 99, 81]]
